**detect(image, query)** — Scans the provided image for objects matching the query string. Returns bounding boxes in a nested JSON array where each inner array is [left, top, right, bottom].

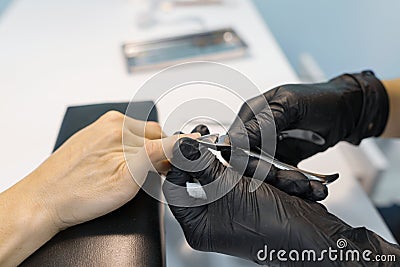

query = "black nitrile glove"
[[163, 137, 400, 266], [229, 71, 389, 166]]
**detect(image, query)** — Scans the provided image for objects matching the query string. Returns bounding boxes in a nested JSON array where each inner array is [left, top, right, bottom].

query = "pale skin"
[[0, 111, 199, 266], [0, 79, 399, 266]]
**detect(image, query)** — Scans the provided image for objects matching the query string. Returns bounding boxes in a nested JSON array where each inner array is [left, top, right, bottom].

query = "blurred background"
[[0, 0, 399, 266], [253, 0, 400, 80]]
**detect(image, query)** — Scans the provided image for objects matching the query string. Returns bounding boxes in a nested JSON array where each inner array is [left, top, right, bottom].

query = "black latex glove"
[[229, 71, 389, 166], [163, 137, 400, 266]]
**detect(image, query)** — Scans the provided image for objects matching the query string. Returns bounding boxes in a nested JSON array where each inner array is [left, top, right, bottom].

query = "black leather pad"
[[20, 102, 165, 267]]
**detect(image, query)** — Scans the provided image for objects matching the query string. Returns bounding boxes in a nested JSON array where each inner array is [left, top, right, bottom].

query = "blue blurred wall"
[[0, 0, 12, 19], [253, 0, 400, 79]]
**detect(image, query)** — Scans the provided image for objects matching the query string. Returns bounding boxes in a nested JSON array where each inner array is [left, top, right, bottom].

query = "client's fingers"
[[125, 116, 165, 139], [144, 121, 167, 139], [123, 130, 146, 147], [145, 133, 201, 163]]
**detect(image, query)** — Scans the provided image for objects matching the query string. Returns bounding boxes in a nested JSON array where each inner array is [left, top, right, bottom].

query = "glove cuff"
[[343, 71, 389, 144]]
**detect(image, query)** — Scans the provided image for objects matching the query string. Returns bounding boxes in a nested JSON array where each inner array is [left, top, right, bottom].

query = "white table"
[[0, 0, 395, 262]]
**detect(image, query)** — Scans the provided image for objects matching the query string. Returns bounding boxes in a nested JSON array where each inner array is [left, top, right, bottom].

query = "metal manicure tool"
[[195, 133, 339, 185]]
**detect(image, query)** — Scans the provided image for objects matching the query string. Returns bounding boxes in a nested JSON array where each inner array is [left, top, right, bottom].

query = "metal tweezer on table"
[[195, 134, 339, 185]]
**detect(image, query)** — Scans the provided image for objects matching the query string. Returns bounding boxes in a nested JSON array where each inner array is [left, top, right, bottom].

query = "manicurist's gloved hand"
[[163, 137, 400, 266], [229, 71, 389, 166]]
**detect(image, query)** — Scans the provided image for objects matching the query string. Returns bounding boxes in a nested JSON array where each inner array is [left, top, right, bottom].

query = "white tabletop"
[[0, 0, 395, 250]]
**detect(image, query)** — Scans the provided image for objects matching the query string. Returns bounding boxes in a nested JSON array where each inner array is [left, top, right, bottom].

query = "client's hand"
[[29, 111, 197, 229], [0, 110, 198, 266]]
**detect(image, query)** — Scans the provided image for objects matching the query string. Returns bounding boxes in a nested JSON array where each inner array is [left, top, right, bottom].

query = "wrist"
[[16, 172, 61, 234], [21, 166, 65, 232], [334, 71, 389, 144], [356, 71, 389, 139], [0, 173, 60, 266]]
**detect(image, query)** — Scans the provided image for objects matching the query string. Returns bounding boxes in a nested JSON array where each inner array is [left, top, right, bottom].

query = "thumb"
[[243, 105, 287, 150], [163, 166, 206, 227], [229, 105, 280, 156], [163, 165, 202, 207]]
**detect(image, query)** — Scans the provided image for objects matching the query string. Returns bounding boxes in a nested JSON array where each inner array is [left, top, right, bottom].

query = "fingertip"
[[274, 170, 315, 199], [144, 121, 164, 139], [276, 170, 329, 201], [309, 181, 328, 201], [191, 124, 210, 136]]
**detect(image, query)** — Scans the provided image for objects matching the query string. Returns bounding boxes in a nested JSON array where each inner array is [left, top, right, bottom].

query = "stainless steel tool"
[[123, 28, 247, 72], [195, 134, 339, 185]]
